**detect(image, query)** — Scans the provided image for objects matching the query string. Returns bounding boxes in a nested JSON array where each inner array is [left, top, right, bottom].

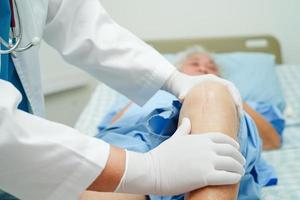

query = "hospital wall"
[[42, 0, 299, 126], [100, 0, 299, 64]]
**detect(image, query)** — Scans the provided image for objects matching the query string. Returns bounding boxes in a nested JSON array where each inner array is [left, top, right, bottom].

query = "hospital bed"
[[75, 35, 300, 199]]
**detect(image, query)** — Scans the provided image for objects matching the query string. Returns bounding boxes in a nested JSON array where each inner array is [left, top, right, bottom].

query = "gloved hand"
[[162, 70, 243, 116], [115, 118, 245, 195]]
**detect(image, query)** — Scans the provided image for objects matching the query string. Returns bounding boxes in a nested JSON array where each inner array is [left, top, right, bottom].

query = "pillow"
[[164, 52, 286, 111], [214, 52, 285, 111], [164, 53, 178, 64]]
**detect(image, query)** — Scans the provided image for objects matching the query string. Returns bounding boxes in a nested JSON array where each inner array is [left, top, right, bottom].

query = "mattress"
[[261, 65, 300, 199], [261, 125, 300, 199], [75, 64, 300, 199]]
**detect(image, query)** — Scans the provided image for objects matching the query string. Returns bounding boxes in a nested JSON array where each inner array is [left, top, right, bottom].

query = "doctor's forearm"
[[87, 146, 126, 192], [45, 0, 175, 106]]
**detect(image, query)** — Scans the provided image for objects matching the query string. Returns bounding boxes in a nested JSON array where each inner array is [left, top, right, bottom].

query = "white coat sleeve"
[[0, 80, 110, 200], [44, 0, 176, 105]]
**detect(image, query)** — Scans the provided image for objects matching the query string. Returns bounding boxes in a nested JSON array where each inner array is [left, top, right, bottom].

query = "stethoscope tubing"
[[0, 0, 39, 55]]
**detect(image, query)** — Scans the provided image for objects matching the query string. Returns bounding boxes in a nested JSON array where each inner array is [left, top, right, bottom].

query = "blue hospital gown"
[[96, 90, 285, 200]]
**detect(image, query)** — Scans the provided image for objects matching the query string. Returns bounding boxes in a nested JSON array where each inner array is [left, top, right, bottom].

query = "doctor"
[[0, 0, 245, 200]]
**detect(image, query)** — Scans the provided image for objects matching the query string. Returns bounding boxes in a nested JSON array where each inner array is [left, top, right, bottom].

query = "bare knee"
[[179, 81, 239, 139], [184, 81, 236, 107]]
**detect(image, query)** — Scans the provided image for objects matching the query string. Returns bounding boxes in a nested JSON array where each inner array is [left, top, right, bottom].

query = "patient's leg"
[[79, 191, 145, 200], [178, 81, 240, 200]]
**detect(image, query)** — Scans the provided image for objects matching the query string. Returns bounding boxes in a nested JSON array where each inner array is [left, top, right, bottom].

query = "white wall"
[[100, 0, 300, 64]]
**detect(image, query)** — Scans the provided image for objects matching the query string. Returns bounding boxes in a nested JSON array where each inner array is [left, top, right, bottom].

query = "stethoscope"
[[0, 0, 41, 55]]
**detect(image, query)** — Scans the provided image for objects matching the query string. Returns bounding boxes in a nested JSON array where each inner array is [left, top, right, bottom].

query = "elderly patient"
[[175, 46, 284, 150], [89, 47, 284, 200]]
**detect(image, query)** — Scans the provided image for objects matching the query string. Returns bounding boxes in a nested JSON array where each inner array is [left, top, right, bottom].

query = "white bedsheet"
[[261, 124, 300, 199]]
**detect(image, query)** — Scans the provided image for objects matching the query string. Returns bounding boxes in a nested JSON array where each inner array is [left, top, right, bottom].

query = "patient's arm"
[[178, 81, 240, 200], [111, 102, 133, 124], [243, 103, 281, 150]]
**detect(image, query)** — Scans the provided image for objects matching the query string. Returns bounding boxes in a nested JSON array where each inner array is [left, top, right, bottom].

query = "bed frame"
[[146, 35, 282, 64]]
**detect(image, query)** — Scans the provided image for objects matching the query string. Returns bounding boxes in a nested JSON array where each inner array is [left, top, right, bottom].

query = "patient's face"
[[180, 53, 220, 76]]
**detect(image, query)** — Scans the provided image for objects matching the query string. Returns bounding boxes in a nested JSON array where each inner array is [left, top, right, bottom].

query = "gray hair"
[[174, 45, 214, 69]]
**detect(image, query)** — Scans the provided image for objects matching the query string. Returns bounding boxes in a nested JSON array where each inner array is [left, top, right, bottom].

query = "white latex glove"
[[116, 118, 245, 195], [162, 70, 243, 116]]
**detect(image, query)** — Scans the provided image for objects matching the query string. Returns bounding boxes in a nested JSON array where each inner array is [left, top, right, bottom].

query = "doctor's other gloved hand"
[[115, 118, 245, 195], [162, 70, 243, 117]]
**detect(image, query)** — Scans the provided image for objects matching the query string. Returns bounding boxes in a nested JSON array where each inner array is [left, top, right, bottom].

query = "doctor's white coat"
[[0, 0, 175, 199]]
